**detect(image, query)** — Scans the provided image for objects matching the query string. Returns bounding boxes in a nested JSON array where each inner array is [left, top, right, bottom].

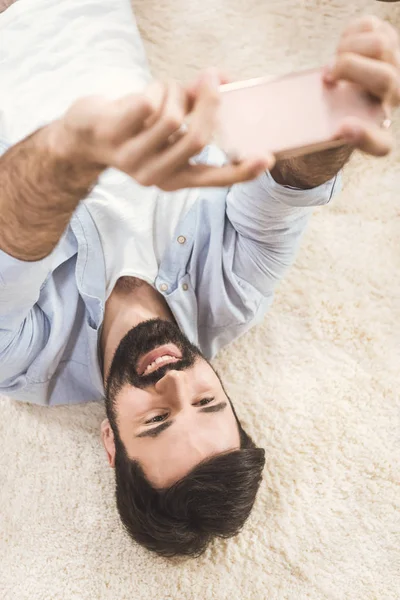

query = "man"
[[0, 0, 398, 557]]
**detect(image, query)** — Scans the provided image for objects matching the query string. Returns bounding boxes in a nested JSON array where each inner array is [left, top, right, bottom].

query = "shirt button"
[[159, 283, 168, 292], [177, 235, 186, 245], [182, 283, 189, 291]]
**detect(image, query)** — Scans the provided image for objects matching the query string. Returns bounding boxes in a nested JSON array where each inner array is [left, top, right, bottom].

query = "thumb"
[[187, 68, 231, 100]]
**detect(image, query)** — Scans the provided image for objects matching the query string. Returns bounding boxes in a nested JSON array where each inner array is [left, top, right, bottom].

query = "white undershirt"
[[85, 169, 198, 298], [0, 0, 200, 299]]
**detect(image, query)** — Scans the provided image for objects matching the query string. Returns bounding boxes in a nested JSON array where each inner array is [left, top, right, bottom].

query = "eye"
[[195, 397, 215, 407], [145, 413, 168, 424]]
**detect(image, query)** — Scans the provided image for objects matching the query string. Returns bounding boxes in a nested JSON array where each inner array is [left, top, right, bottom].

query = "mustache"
[[105, 318, 202, 401], [132, 356, 195, 388]]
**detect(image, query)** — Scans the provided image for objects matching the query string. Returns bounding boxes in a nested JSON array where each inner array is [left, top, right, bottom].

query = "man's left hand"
[[325, 15, 400, 156]]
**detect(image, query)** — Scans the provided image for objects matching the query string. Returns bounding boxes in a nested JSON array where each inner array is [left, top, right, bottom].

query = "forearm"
[[227, 169, 339, 295], [0, 0, 18, 13], [0, 123, 102, 261], [271, 145, 353, 189]]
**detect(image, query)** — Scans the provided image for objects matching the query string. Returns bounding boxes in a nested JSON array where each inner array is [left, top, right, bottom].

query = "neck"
[[101, 278, 174, 381]]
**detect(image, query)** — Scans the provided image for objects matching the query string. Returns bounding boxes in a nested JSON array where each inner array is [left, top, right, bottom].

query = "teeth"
[[144, 354, 177, 375]]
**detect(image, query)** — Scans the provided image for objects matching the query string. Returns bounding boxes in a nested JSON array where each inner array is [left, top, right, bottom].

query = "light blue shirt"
[[0, 141, 339, 406]]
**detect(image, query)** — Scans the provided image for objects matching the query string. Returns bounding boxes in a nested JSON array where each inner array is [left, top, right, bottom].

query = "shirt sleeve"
[[181, 145, 342, 359], [226, 169, 341, 296], [0, 248, 53, 387]]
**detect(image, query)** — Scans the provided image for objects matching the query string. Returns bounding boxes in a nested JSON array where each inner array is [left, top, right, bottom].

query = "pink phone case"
[[216, 68, 387, 160]]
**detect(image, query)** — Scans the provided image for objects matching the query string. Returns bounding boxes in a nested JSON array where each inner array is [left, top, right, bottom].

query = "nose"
[[154, 368, 188, 402]]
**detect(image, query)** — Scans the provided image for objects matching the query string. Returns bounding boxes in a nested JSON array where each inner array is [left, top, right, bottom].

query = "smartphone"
[[216, 68, 388, 161]]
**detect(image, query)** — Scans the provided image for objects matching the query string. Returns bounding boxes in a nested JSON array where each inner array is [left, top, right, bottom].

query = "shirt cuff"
[[0, 248, 53, 288], [261, 169, 341, 208]]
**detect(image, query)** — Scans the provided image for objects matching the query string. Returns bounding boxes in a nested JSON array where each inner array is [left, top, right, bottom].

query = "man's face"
[[103, 320, 240, 488]]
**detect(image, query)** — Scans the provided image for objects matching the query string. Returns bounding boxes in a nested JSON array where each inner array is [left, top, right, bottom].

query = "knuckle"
[[162, 111, 183, 133], [372, 34, 390, 60], [187, 129, 208, 153], [137, 95, 156, 116], [376, 137, 393, 158], [96, 120, 117, 144], [336, 52, 354, 73], [380, 64, 398, 97], [115, 146, 137, 170], [134, 172, 152, 187], [359, 15, 381, 32]]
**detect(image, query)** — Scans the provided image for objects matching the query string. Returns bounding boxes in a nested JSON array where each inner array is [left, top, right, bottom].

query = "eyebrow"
[[136, 401, 228, 439], [198, 401, 228, 414], [136, 420, 174, 439]]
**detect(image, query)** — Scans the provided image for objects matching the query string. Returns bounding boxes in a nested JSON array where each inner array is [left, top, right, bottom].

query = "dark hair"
[[114, 410, 265, 558]]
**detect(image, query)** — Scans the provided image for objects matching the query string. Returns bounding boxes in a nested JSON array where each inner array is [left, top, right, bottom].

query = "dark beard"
[[105, 319, 202, 411]]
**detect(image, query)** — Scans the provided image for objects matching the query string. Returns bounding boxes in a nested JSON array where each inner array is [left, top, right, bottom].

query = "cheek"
[[194, 362, 224, 387], [115, 388, 152, 425]]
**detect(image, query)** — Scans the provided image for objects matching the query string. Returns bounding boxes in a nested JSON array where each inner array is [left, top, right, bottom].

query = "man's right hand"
[[50, 70, 274, 192]]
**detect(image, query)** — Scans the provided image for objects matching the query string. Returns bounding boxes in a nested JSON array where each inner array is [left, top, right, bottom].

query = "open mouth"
[[137, 344, 182, 376]]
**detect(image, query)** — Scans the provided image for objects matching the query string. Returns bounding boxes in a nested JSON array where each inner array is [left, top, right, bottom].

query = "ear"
[[101, 418, 116, 468]]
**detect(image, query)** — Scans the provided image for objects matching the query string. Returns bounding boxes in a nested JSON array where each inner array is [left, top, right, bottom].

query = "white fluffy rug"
[[1, 0, 400, 599]]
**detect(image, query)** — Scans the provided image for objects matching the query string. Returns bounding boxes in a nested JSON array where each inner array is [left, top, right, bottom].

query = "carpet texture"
[[1, 0, 400, 599]]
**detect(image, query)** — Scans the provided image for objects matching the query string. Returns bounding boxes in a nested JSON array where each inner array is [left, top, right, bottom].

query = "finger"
[[341, 15, 386, 39], [337, 32, 400, 68], [169, 69, 221, 161], [335, 116, 393, 157], [142, 79, 188, 149], [98, 93, 158, 145], [325, 53, 400, 106], [179, 69, 221, 156], [116, 81, 189, 170], [340, 17, 400, 60], [158, 157, 275, 190], [187, 68, 231, 98], [142, 80, 168, 127], [131, 71, 221, 181]]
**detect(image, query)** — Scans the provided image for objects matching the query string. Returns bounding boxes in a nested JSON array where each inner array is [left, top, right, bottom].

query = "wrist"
[[44, 120, 104, 186], [271, 146, 353, 190], [270, 161, 310, 189]]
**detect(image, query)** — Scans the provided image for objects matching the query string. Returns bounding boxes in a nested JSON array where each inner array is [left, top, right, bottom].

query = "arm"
[[272, 14, 400, 192], [230, 14, 400, 291], [0, 124, 103, 386], [270, 146, 353, 190], [0, 125, 101, 262], [0, 74, 270, 386], [190, 152, 340, 360], [226, 167, 340, 297], [1, 70, 272, 263]]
